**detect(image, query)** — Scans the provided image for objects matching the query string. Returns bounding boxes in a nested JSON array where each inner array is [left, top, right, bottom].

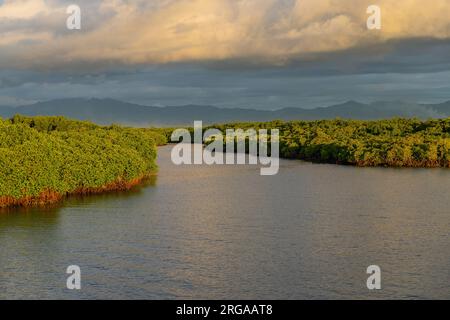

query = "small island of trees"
[[0, 115, 167, 208]]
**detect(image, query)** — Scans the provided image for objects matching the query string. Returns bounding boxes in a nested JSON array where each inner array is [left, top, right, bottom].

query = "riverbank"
[[0, 174, 154, 208]]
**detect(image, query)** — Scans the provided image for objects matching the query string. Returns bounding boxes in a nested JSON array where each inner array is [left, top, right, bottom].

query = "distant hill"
[[0, 98, 449, 126]]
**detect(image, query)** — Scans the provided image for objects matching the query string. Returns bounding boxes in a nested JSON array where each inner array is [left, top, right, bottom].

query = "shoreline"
[[0, 174, 155, 209], [174, 143, 450, 169]]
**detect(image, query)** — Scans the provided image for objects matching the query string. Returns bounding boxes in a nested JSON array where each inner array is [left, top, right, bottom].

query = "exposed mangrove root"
[[0, 174, 152, 209]]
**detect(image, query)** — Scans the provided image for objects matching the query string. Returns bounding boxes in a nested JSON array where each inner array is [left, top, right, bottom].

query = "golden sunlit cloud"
[[1, 0, 449, 69]]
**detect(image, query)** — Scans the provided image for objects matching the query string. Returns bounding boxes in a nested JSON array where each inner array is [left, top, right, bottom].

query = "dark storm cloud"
[[204, 38, 450, 75], [2, 63, 450, 109]]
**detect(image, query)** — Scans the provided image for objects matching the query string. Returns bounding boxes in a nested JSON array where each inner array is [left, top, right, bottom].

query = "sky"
[[0, 0, 450, 109]]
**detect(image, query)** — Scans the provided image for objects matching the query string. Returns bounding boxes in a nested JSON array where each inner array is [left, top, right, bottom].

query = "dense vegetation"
[[208, 118, 450, 167], [3, 115, 450, 208], [0, 115, 167, 207]]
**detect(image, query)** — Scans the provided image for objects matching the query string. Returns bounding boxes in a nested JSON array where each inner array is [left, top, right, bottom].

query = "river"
[[0, 145, 449, 299]]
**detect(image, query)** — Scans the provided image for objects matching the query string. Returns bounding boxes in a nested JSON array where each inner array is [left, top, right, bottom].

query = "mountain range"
[[1, 98, 450, 126]]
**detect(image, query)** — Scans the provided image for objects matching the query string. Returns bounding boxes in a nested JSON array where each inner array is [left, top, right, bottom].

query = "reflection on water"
[[0, 146, 449, 299]]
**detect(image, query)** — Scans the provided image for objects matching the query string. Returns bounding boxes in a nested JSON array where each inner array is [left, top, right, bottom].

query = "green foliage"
[[207, 118, 450, 167], [0, 116, 167, 199]]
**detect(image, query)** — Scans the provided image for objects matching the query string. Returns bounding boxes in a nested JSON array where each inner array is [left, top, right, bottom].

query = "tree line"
[[206, 118, 450, 167]]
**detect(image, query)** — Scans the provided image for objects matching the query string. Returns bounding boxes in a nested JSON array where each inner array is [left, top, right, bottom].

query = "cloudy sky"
[[1, 0, 450, 108]]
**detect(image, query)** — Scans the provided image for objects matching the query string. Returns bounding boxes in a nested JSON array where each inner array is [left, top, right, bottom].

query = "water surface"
[[0, 146, 449, 299]]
